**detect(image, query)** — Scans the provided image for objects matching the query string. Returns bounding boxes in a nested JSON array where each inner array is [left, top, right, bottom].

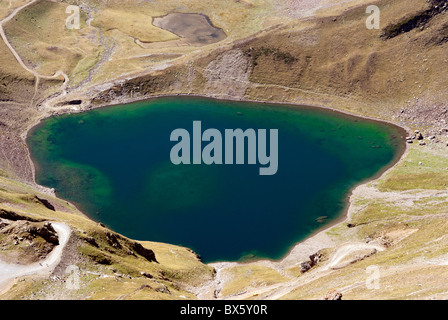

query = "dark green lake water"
[[27, 97, 405, 263]]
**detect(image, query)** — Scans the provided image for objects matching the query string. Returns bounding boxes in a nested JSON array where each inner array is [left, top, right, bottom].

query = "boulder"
[[140, 271, 153, 278], [324, 289, 343, 300], [0, 219, 9, 229], [300, 252, 323, 273], [300, 261, 312, 273]]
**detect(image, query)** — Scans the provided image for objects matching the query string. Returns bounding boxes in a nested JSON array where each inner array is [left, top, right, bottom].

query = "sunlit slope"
[[0, 174, 214, 300], [0, 0, 447, 300]]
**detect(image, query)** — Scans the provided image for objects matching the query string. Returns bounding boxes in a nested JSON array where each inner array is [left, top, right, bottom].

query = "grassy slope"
[[283, 143, 448, 300], [3, 0, 103, 85], [3, 0, 279, 87], [0, 174, 214, 300], [0, 0, 447, 300]]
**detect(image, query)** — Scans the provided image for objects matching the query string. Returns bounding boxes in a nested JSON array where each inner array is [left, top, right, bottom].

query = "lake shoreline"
[[23, 93, 410, 269]]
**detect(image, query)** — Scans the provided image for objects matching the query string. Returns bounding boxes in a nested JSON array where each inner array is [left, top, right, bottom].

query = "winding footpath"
[[0, 223, 71, 295], [0, 3, 72, 296], [0, 0, 69, 107]]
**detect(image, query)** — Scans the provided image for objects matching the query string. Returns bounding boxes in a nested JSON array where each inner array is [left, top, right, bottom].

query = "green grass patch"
[[379, 147, 448, 191]]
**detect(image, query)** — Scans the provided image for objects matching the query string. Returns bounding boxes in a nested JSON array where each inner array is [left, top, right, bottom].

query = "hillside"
[[0, 0, 447, 300]]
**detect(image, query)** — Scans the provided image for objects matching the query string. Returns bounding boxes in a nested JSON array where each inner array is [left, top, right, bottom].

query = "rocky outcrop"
[[26, 222, 59, 245], [203, 49, 252, 98], [101, 230, 157, 263], [0, 130, 35, 183], [382, 0, 448, 40], [105, 231, 122, 249], [0, 221, 59, 264], [0, 209, 44, 222], [131, 242, 157, 263], [0, 219, 9, 229], [82, 235, 98, 247], [34, 196, 56, 211], [300, 252, 323, 274], [300, 261, 313, 273]]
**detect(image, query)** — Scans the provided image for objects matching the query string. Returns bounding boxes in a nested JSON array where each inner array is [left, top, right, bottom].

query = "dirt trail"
[[0, 222, 71, 295], [212, 242, 385, 300], [194, 224, 386, 300]]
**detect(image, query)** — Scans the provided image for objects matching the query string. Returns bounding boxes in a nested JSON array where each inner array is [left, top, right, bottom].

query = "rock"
[[0, 220, 9, 229], [139, 284, 152, 290], [324, 289, 343, 300], [68, 100, 82, 105], [300, 261, 312, 273], [44, 222, 55, 232], [34, 196, 55, 211], [92, 254, 112, 265], [26, 222, 59, 245], [300, 252, 322, 273], [105, 232, 122, 249], [347, 223, 355, 228], [316, 216, 328, 223], [416, 132, 424, 140], [131, 242, 158, 263], [310, 253, 322, 265], [377, 236, 392, 248], [84, 236, 98, 247], [140, 271, 153, 279], [0, 209, 43, 222], [419, 140, 426, 146], [155, 284, 171, 295]]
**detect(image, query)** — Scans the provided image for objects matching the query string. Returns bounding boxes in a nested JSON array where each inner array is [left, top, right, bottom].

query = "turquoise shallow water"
[[28, 97, 405, 263]]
